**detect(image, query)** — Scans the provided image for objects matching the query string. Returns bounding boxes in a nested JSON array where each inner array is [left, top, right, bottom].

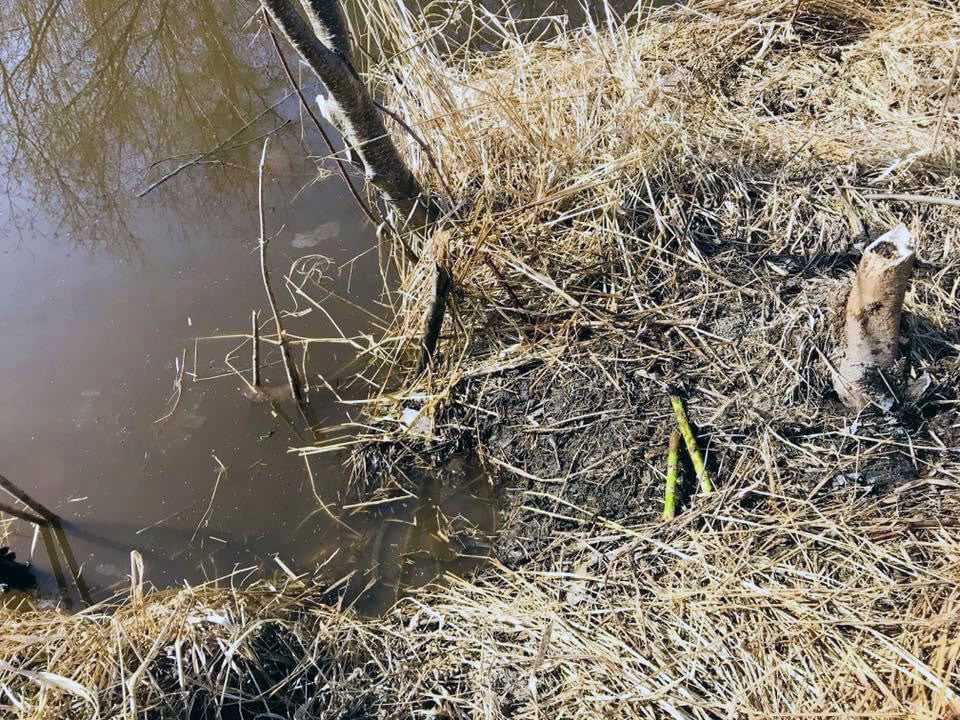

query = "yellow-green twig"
[[670, 395, 714, 494]]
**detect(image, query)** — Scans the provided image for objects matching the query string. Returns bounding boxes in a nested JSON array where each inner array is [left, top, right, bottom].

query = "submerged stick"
[[663, 430, 681, 520], [833, 224, 915, 409], [38, 525, 70, 607], [0, 473, 91, 605], [257, 138, 304, 403], [0, 501, 47, 526], [154, 348, 186, 424], [670, 395, 714, 494], [0, 473, 56, 523], [50, 520, 93, 606], [251, 309, 261, 389]]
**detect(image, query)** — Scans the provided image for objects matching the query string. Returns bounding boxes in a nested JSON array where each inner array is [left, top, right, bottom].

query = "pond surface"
[[0, 0, 500, 611]]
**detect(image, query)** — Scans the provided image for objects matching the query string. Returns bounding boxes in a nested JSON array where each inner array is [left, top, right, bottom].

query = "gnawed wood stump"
[[833, 223, 915, 409]]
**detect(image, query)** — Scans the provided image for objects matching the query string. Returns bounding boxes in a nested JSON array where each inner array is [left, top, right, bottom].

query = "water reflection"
[[1, 0, 344, 598], [0, 0, 285, 251]]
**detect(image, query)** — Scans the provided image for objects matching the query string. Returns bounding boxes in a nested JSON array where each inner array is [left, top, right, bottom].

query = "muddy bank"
[[350, 0, 960, 571]]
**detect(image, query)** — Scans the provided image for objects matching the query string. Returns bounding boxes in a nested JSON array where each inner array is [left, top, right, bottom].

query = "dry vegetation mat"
[[3, 0, 960, 717]]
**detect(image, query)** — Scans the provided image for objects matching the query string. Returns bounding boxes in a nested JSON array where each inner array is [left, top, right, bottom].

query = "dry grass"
[[4, 0, 960, 717]]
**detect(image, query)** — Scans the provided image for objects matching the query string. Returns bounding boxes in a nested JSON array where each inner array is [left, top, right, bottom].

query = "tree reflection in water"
[[0, 0, 304, 253]]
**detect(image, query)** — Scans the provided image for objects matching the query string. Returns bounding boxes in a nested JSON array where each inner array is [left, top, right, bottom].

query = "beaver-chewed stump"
[[833, 224, 915, 410]]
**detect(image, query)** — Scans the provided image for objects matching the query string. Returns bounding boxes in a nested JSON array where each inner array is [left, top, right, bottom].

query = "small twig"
[[257, 137, 304, 403], [663, 430, 681, 520], [251, 310, 261, 388], [154, 348, 187, 424], [670, 395, 714, 494], [0, 473, 57, 523], [191, 454, 226, 544], [532, 620, 553, 674], [137, 118, 290, 198], [300, 456, 359, 537], [484, 256, 528, 313], [862, 193, 960, 209]]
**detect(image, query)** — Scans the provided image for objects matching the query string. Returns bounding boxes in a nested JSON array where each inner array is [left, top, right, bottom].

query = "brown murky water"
[[0, 0, 644, 610], [0, 0, 501, 611]]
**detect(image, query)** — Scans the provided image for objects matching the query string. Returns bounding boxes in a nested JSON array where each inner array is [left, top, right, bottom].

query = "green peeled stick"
[[670, 394, 714, 494]]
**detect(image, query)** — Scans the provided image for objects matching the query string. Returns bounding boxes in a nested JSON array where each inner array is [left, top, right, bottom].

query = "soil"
[[457, 365, 661, 565], [415, 259, 960, 573]]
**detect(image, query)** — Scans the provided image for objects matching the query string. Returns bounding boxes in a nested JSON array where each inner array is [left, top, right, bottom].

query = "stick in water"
[[38, 525, 70, 606], [257, 137, 303, 403], [0, 473, 56, 523], [670, 395, 714, 494], [0, 473, 92, 605], [0, 500, 47, 526], [251, 309, 261, 388], [663, 430, 681, 520]]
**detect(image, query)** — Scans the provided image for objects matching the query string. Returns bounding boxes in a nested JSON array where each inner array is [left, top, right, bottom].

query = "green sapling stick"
[[670, 395, 714, 494]]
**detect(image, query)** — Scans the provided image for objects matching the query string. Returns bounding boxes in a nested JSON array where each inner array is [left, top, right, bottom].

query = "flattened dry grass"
[[4, 491, 960, 718], [4, 0, 960, 717]]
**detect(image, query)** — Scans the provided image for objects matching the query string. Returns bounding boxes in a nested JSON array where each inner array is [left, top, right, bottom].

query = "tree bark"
[[833, 224, 915, 409], [261, 0, 436, 231], [418, 229, 452, 373], [301, 0, 351, 57], [262, 0, 450, 372]]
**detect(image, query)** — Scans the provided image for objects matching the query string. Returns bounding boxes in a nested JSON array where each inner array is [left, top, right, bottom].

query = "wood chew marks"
[[833, 224, 915, 409]]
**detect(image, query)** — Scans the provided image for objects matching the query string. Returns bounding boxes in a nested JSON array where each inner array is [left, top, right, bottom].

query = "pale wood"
[[834, 224, 915, 408]]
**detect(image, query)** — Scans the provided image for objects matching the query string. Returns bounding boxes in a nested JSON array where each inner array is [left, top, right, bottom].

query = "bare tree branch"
[[261, 0, 452, 372], [261, 0, 437, 231]]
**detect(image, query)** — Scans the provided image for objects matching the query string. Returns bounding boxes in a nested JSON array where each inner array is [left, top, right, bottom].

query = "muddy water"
[[0, 0, 495, 610]]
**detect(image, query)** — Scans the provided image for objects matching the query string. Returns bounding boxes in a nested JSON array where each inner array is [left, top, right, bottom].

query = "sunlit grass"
[[3, 0, 960, 717]]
